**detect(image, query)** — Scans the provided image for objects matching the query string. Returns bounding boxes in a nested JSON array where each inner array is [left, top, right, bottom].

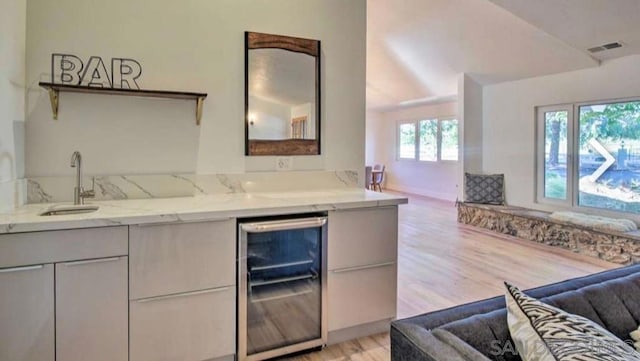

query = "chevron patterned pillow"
[[464, 173, 504, 204], [505, 283, 640, 361]]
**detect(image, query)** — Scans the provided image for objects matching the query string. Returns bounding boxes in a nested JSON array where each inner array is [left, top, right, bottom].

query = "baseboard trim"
[[385, 182, 456, 201], [327, 318, 392, 345], [205, 354, 234, 361]]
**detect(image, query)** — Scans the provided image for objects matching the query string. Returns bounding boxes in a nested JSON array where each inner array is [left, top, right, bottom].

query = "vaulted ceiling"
[[367, 0, 640, 111]]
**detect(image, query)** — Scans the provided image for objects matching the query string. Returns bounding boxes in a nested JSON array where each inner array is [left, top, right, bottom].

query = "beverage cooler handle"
[[240, 217, 327, 233]]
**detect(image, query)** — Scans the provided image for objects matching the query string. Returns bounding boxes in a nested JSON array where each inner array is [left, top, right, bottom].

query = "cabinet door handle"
[[332, 261, 395, 274], [63, 257, 121, 267], [241, 217, 327, 233], [135, 287, 232, 303], [0, 264, 44, 273], [332, 205, 396, 213], [134, 218, 232, 227]]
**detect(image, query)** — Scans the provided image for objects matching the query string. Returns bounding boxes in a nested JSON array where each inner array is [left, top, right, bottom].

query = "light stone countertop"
[[0, 189, 408, 234]]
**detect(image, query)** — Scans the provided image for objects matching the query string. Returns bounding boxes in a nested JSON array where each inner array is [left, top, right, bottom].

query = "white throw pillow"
[[505, 282, 640, 361], [630, 326, 640, 352]]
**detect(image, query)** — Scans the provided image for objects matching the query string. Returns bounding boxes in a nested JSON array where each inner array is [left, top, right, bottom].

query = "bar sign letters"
[[51, 53, 143, 89]]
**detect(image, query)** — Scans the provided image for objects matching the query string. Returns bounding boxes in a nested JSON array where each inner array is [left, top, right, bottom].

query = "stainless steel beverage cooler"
[[238, 215, 328, 361]]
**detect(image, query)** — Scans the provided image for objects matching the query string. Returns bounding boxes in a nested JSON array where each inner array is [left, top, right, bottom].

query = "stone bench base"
[[457, 202, 640, 265]]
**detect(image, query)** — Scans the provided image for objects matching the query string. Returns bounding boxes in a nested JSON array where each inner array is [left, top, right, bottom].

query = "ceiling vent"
[[588, 42, 623, 53]]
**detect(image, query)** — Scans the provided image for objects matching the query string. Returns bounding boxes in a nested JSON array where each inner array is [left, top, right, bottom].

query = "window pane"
[[578, 101, 640, 214], [441, 119, 458, 161], [419, 119, 437, 161], [544, 111, 568, 200], [398, 123, 416, 159]]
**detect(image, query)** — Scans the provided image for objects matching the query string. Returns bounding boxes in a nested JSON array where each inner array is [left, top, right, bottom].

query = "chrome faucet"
[[70, 151, 95, 205]]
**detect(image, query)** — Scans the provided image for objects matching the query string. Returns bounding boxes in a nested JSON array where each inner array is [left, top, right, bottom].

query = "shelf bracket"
[[196, 97, 204, 126], [48, 89, 59, 120]]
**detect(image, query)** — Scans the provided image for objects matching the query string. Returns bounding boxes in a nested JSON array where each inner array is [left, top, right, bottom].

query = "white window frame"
[[395, 116, 458, 163], [536, 104, 575, 207], [438, 117, 459, 163], [536, 97, 640, 216], [397, 120, 418, 160]]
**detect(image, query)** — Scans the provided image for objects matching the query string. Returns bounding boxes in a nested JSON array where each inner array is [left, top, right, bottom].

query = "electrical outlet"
[[276, 157, 292, 171]]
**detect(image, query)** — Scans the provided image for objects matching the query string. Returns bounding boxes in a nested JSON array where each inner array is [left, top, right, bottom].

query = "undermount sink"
[[39, 204, 100, 216]]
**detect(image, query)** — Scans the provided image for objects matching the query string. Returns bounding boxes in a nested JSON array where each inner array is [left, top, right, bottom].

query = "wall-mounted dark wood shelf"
[[39, 82, 208, 125]]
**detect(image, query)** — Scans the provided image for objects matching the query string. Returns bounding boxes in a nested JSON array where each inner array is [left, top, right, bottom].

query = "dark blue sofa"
[[391, 264, 640, 361]]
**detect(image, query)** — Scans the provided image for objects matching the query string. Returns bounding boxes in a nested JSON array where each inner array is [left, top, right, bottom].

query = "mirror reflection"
[[248, 49, 316, 140], [245, 32, 321, 156]]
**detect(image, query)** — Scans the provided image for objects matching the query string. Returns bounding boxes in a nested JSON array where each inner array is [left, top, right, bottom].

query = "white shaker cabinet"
[[0, 227, 128, 268], [129, 219, 235, 299], [56, 256, 128, 361], [130, 286, 236, 361], [129, 220, 236, 361], [327, 262, 397, 331], [0, 264, 55, 361], [327, 206, 398, 331], [0, 226, 128, 361]]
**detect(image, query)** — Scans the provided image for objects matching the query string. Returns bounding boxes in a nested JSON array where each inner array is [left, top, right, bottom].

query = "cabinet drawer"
[[328, 262, 397, 331], [328, 207, 398, 270], [130, 286, 236, 361], [0, 226, 128, 268], [129, 220, 235, 299]]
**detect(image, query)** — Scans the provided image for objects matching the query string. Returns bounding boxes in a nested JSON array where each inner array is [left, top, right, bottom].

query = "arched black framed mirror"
[[245, 31, 321, 156]]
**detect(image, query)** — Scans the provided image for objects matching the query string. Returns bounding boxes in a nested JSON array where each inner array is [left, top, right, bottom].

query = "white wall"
[[458, 74, 484, 199], [483, 55, 640, 209], [458, 77, 483, 162], [365, 111, 382, 166], [25, 0, 366, 177], [0, 0, 26, 211], [366, 102, 459, 200]]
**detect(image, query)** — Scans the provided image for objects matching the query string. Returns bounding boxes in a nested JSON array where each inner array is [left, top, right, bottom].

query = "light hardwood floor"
[[289, 192, 618, 361]]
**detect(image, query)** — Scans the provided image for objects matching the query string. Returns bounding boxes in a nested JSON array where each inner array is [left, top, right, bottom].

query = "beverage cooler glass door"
[[238, 216, 328, 361]]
